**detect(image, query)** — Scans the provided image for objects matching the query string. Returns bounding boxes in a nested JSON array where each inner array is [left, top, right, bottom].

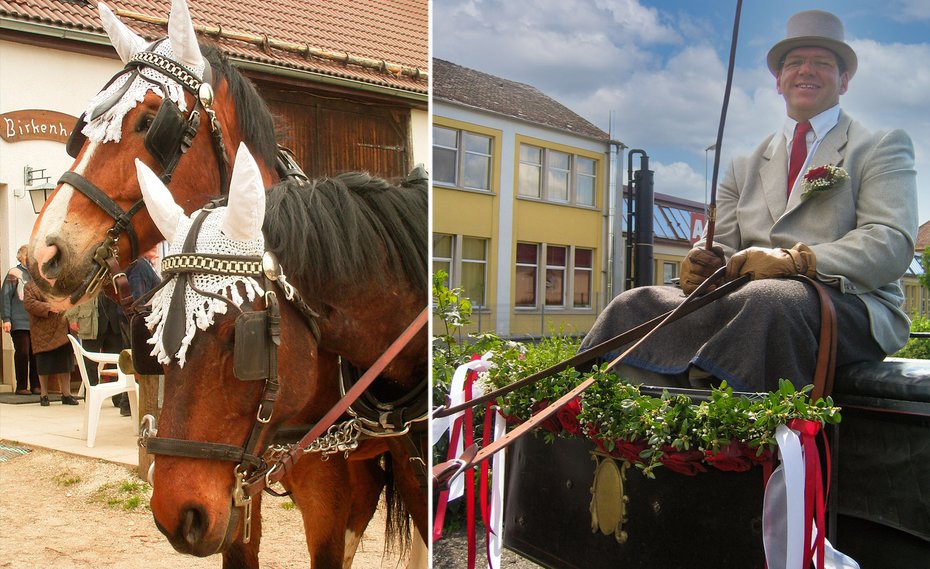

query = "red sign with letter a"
[[689, 212, 706, 245]]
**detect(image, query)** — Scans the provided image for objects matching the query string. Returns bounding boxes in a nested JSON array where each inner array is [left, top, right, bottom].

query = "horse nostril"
[[181, 506, 207, 546], [35, 243, 63, 280]]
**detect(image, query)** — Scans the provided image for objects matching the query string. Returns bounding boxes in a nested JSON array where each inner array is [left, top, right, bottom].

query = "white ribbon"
[[763, 424, 859, 569], [487, 406, 506, 569]]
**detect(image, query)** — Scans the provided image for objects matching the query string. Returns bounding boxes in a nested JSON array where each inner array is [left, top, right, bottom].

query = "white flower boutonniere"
[[800, 164, 848, 200]]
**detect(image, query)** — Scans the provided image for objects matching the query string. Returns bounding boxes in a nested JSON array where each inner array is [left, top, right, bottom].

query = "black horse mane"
[[200, 43, 278, 169], [263, 171, 428, 301]]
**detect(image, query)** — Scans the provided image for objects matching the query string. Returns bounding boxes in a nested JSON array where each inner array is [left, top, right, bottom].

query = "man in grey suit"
[[581, 10, 918, 393]]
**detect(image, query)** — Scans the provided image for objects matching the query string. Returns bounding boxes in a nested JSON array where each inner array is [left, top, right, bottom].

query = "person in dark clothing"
[[1, 245, 40, 394], [112, 256, 161, 416]]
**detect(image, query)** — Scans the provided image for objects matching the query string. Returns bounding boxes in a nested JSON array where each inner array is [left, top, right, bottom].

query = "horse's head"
[[136, 145, 330, 555], [29, 0, 277, 311]]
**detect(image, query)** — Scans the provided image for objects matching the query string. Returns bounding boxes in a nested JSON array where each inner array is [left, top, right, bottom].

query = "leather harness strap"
[[793, 275, 838, 400], [243, 307, 429, 496]]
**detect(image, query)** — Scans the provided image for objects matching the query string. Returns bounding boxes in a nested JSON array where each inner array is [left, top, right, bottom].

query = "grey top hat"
[[767, 10, 857, 79]]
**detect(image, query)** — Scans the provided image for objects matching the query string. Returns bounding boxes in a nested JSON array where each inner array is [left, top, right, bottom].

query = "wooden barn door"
[[257, 84, 411, 180]]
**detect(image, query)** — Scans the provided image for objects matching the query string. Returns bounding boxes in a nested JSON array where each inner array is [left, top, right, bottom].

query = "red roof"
[[917, 220, 930, 251], [0, 0, 427, 95]]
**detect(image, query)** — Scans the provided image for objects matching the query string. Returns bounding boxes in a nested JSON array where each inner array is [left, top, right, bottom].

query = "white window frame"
[[433, 233, 489, 308], [517, 143, 598, 206], [515, 242, 595, 311], [433, 125, 492, 191], [573, 248, 594, 308]]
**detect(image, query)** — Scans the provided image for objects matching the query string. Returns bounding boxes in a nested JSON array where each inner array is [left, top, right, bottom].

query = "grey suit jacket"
[[699, 110, 918, 354]]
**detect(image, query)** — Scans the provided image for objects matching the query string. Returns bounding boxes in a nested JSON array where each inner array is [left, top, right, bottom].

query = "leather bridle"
[[136, 204, 428, 543], [62, 41, 230, 305]]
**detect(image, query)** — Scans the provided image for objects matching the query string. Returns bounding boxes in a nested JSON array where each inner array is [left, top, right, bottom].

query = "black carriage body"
[[502, 360, 930, 569], [504, 434, 765, 569]]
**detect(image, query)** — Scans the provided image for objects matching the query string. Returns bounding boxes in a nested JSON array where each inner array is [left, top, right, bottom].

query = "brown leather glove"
[[724, 243, 816, 281], [679, 246, 726, 295]]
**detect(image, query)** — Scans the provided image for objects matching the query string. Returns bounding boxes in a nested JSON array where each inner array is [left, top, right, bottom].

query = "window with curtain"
[[433, 125, 492, 191]]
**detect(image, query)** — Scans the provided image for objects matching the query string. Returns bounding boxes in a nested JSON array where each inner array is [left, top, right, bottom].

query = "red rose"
[[659, 445, 707, 476], [530, 400, 562, 433], [804, 165, 830, 181], [741, 443, 774, 466], [612, 439, 648, 464], [704, 441, 752, 473], [556, 397, 583, 436]]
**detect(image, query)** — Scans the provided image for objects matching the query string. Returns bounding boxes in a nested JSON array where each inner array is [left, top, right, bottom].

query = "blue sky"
[[432, 0, 930, 225]]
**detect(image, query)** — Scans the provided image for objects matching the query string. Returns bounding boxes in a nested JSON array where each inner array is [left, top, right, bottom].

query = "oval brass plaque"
[[593, 457, 622, 534]]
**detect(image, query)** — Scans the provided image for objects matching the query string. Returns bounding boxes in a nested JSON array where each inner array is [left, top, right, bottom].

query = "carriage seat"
[[834, 357, 930, 407]]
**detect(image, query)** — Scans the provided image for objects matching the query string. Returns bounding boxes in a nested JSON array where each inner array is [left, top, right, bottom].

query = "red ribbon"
[[788, 418, 825, 569]]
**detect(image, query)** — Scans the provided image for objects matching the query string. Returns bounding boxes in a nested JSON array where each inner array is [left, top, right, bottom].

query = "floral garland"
[[485, 363, 842, 477]]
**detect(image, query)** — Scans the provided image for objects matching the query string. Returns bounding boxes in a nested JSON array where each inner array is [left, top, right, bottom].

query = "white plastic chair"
[[67, 335, 138, 447]]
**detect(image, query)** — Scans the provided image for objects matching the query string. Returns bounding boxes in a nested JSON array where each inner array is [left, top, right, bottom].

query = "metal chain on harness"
[[265, 418, 363, 462]]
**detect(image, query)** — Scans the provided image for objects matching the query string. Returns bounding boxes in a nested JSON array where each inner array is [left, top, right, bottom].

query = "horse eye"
[[136, 114, 155, 133]]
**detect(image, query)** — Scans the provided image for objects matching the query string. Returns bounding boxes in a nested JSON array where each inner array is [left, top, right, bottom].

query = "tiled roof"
[[0, 0, 427, 96], [433, 58, 609, 141], [917, 220, 930, 251]]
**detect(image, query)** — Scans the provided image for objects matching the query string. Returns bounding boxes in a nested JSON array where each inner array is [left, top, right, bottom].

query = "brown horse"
[[27, 0, 426, 566], [133, 145, 426, 564]]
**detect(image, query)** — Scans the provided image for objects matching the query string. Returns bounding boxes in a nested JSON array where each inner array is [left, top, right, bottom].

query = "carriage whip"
[[704, 0, 743, 248]]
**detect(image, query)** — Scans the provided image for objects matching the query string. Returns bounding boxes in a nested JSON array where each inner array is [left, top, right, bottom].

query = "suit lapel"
[[760, 134, 788, 221]]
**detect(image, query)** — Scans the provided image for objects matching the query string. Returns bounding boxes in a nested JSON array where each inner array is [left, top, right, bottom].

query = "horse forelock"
[[262, 173, 428, 302]]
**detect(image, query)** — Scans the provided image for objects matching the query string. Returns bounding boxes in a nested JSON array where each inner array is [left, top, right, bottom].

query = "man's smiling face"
[[776, 46, 849, 121]]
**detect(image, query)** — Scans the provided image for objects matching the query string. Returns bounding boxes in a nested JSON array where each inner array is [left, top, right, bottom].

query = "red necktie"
[[787, 121, 812, 196]]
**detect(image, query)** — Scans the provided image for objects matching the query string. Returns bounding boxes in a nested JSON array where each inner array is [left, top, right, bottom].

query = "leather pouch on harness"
[[145, 96, 193, 171], [130, 308, 164, 375], [234, 310, 271, 381]]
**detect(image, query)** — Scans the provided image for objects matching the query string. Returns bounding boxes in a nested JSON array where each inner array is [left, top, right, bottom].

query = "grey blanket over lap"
[[578, 278, 884, 393]]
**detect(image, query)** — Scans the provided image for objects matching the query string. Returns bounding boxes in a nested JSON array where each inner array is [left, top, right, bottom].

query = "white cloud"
[[891, 0, 930, 21], [651, 161, 706, 203], [433, 0, 930, 223]]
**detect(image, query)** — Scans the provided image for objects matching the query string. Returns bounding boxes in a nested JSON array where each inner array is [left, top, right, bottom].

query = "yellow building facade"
[[433, 60, 612, 338]]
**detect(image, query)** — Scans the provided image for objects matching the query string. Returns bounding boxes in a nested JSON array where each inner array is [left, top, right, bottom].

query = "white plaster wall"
[[0, 40, 122, 267], [410, 107, 428, 170], [0, 40, 122, 390]]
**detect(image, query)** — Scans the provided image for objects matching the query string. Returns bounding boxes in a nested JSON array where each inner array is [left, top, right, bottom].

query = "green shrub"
[[894, 315, 930, 359]]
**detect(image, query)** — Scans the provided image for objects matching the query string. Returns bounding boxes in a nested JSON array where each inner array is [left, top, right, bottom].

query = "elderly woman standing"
[[23, 281, 77, 406]]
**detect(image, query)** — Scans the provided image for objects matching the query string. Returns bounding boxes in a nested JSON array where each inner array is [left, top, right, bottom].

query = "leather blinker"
[[130, 310, 164, 376], [66, 114, 88, 159], [234, 310, 271, 381], [145, 96, 191, 170]]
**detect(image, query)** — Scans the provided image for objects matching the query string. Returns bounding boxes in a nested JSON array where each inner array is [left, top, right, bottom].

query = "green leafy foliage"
[[894, 315, 930, 359]]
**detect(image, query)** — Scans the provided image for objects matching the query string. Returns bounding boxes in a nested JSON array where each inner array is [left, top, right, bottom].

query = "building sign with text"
[[1, 109, 78, 144], [689, 212, 706, 245]]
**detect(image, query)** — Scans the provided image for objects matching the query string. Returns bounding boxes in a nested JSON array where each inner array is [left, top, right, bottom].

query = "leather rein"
[[135, 205, 428, 541], [432, 269, 838, 490]]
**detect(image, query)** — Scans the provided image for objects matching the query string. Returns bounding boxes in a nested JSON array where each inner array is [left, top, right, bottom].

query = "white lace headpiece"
[[134, 142, 267, 367], [87, 0, 206, 144], [145, 209, 265, 366]]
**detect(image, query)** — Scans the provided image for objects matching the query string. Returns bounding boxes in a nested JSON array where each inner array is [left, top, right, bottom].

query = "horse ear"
[[167, 0, 204, 72], [135, 159, 187, 244], [99, 2, 147, 63], [221, 142, 266, 242]]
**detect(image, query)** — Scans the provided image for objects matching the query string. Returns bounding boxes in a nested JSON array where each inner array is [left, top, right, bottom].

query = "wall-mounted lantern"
[[24, 166, 56, 214]]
